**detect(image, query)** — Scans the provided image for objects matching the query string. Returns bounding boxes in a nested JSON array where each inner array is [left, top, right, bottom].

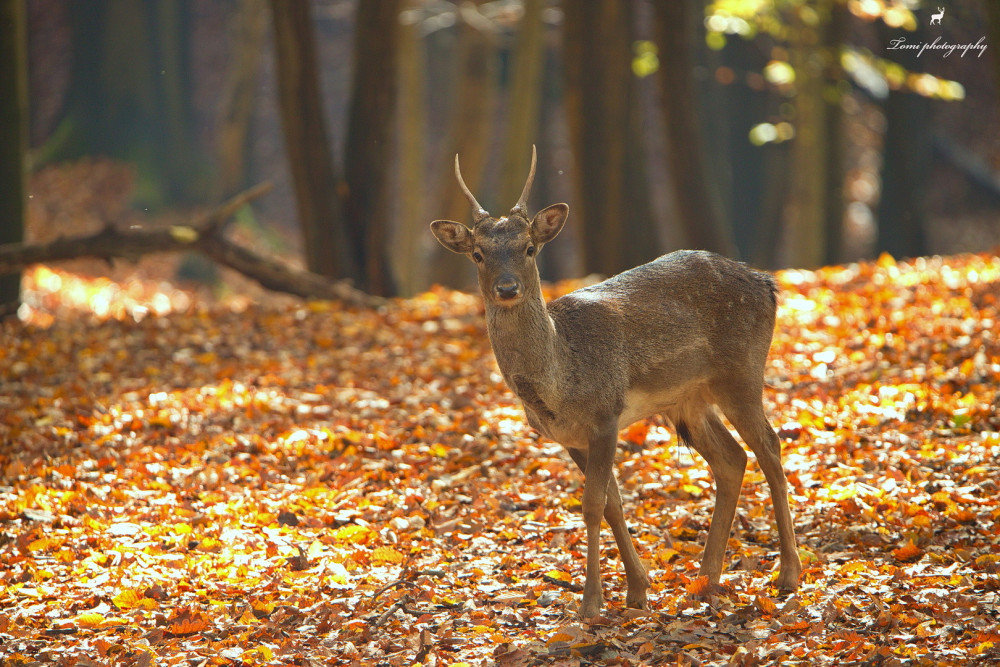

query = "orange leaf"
[[167, 609, 211, 635], [333, 524, 371, 544], [780, 620, 812, 633], [755, 595, 778, 616], [685, 575, 711, 597], [74, 612, 105, 628], [112, 589, 140, 610], [372, 546, 404, 564], [892, 539, 923, 562]]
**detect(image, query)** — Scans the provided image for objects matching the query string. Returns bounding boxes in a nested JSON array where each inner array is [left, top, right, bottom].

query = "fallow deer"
[[430, 147, 801, 619]]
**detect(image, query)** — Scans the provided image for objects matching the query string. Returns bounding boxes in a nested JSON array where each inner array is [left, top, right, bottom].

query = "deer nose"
[[494, 276, 522, 301]]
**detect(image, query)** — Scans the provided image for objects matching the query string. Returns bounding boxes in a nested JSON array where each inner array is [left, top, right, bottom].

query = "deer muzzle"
[[493, 275, 522, 303]]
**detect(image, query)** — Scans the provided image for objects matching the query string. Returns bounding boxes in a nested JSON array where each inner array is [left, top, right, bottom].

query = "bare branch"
[[0, 182, 383, 307]]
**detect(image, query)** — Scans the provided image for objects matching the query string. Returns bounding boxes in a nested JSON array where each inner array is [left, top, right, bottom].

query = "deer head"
[[430, 146, 569, 307]]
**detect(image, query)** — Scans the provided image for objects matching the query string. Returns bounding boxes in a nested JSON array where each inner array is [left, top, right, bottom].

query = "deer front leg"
[[573, 423, 624, 619], [568, 447, 649, 612]]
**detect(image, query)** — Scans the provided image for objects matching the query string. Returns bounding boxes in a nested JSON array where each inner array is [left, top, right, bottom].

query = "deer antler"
[[510, 144, 537, 219], [454, 154, 490, 225]]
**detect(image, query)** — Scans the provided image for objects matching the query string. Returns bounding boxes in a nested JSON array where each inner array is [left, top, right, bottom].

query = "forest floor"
[[2, 249, 1000, 666]]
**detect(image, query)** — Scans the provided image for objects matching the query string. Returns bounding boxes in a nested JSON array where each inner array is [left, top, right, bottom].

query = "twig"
[[372, 594, 411, 628], [371, 567, 447, 601]]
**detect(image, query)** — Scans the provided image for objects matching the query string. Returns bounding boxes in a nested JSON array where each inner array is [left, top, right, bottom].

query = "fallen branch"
[[0, 183, 383, 307]]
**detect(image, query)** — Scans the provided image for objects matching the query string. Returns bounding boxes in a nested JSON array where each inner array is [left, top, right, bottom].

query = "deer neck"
[[484, 284, 559, 382]]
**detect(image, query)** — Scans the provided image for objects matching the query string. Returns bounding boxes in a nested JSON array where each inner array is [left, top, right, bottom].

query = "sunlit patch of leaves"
[[2, 251, 999, 665]]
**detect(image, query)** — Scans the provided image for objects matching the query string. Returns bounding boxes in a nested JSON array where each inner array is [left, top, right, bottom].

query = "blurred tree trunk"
[[394, 4, 427, 297], [720, 38, 762, 261], [499, 0, 544, 207], [822, 3, 847, 265], [269, 0, 353, 281], [753, 143, 793, 268], [0, 0, 27, 317], [989, 0, 1000, 107], [786, 1, 845, 268], [343, 0, 400, 296], [215, 0, 266, 200], [429, 3, 499, 288], [876, 16, 929, 260], [41, 0, 204, 207], [564, 0, 656, 277], [653, 0, 736, 259], [787, 43, 826, 267]]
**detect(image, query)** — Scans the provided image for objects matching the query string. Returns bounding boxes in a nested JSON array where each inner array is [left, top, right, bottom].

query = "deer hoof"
[[579, 596, 603, 621], [625, 589, 649, 610], [776, 565, 802, 593]]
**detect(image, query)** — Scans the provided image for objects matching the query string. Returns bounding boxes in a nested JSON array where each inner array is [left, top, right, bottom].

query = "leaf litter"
[[2, 251, 999, 665]]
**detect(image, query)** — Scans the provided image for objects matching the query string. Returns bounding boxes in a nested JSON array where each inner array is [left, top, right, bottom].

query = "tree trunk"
[[151, 0, 200, 203], [753, 143, 793, 268], [988, 0, 1000, 108], [786, 1, 845, 268], [499, 0, 544, 208], [394, 3, 427, 297], [822, 3, 847, 266], [40, 1, 205, 206], [564, 0, 656, 277], [269, 0, 353, 281], [429, 3, 499, 288], [0, 0, 27, 317], [876, 17, 929, 260], [343, 0, 401, 296], [215, 0, 267, 201], [653, 0, 736, 259]]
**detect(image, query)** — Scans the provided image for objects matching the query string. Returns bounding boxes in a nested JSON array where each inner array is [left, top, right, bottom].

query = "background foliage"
[[3, 0, 998, 299]]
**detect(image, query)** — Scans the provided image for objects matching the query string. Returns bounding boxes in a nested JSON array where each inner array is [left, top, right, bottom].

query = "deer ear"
[[531, 204, 568, 245], [430, 220, 474, 255]]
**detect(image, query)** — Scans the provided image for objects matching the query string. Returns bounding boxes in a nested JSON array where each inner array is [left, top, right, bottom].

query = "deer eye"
[[472, 251, 484, 263], [526, 245, 536, 257]]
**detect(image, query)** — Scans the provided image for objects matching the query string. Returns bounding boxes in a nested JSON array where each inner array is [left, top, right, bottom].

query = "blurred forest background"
[[1, 0, 999, 304]]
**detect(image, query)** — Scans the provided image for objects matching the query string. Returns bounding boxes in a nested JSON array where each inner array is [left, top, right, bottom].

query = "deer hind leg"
[[674, 410, 748, 587], [717, 394, 801, 592], [567, 443, 649, 615]]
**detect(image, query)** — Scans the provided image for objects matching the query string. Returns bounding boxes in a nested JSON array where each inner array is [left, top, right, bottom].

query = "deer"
[[430, 146, 801, 619], [930, 7, 944, 24]]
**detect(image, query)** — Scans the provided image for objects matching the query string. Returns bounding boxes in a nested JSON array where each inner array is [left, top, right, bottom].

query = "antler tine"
[[454, 154, 489, 224], [511, 144, 537, 218]]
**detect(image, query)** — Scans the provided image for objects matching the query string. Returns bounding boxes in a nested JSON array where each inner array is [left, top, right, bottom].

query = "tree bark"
[[876, 16, 930, 260], [39, 1, 205, 206], [0, 184, 381, 307], [564, 0, 657, 277], [0, 0, 28, 317], [498, 0, 545, 208], [653, 0, 736, 259], [269, 0, 353, 281], [822, 2, 847, 266], [343, 0, 401, 296], [786, 1, 846, 268], [988, 0, 1000, 108], [429, 3, 499, 288], [215, 0, 267, 201], [395, 3, 427, 297]]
